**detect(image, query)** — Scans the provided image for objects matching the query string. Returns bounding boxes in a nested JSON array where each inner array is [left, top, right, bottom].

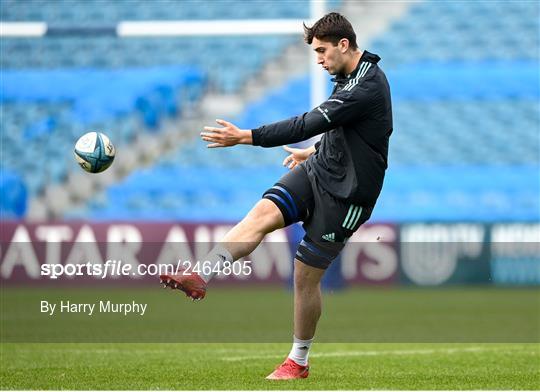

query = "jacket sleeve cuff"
[[251, 128, 262, 146]]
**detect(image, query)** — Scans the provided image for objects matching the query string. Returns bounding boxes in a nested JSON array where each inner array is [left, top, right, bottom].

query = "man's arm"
[[200, 88, 369, 148], [252, 88, 369, 147]]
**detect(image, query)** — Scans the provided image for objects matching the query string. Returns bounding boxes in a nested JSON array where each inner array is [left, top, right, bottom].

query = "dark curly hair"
[[304, 12, 358, 50]]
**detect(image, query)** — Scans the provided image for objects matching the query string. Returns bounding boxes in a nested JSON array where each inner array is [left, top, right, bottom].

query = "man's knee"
[[245, 199, 285, 233], [295, 236, 344, 271]]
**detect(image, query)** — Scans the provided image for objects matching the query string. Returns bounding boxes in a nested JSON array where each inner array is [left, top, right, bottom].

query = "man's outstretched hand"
[[201, 119, 253, 148], [282, 145, 316, 170]]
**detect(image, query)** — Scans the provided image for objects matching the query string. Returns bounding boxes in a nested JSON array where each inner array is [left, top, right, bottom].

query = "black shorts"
[[263, 165, 373, 269]]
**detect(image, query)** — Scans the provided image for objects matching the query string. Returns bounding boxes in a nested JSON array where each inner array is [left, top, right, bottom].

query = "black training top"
[[251, 50, 393, 206]]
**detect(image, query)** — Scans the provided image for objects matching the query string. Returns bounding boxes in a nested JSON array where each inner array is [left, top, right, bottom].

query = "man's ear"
[[339, 38, 350, 53]]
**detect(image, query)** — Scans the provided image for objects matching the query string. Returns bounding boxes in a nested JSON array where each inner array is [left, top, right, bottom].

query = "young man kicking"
[[160, 12, 393, 380]]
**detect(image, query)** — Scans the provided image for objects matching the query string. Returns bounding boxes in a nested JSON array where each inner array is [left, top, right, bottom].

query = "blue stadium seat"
[[0, 170, 27, 218], [2, 0, 340, 22]]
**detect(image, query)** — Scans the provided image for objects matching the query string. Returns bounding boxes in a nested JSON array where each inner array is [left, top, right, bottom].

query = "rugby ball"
[[74, 132, 115, 173]]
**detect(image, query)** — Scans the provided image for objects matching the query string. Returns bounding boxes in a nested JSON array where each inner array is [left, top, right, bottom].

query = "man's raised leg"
[[220, 198, 285, 260], [160, 199, 284, 299]]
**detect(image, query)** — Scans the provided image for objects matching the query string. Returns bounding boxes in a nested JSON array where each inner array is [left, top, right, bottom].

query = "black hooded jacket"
[[251, 50, 393, 206]]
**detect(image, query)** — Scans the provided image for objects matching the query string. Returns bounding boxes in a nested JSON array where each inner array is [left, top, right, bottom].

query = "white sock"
[[199, 244, 233, 283], [287, 335, 313, 366]]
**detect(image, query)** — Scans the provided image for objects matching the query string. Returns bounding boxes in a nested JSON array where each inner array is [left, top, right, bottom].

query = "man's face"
[[312, 37, 346, 75]]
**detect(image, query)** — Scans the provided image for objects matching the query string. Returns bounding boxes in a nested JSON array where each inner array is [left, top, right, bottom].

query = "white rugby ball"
[[74, 132, 115, 173]]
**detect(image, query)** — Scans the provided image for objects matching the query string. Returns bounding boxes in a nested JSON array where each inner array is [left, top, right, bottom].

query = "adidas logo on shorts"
[[322, 233, 335, 242]]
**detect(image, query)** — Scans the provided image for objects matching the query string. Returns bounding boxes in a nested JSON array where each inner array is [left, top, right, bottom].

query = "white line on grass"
[[219, 346, 505, 362]]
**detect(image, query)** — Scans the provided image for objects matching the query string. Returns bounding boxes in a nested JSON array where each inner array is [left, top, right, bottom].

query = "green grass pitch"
[[1, 286, 539, 389], [1, 342, 538, 389]]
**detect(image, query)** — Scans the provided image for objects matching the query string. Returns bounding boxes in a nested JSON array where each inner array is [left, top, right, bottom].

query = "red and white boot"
[[266, 358, 309, 380], [159, 272, 207, 300]]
